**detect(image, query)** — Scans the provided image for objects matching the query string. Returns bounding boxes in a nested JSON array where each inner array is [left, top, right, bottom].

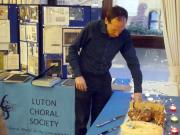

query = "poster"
[[44, 7, 70, 26], [0, 5, 8, 20], [62, 28, 82, 46], [0, 20, 10, 43], [43, 26, 62, 54]]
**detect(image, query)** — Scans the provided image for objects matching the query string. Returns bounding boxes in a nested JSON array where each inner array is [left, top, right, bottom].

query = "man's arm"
[[120, 32, 143, 94], [68, 26, 90, 91], [68, 26, 89, 77]]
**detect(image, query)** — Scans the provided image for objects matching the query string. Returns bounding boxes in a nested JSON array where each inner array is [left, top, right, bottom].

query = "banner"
[[0, 81, 74, 135]]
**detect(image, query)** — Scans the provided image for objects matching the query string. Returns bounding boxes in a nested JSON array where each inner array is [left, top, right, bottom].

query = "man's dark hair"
[[106, 6, 128, 22]]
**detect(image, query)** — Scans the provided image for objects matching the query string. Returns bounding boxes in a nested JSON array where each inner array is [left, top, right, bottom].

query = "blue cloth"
[[0, 81, 74, 135], [68, 20, 142, 92], [86, 91, 180, 135]]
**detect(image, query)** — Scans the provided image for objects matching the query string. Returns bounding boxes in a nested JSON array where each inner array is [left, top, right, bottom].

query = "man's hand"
[[133, 93, 142, 102], [75, 76, 87, 92]]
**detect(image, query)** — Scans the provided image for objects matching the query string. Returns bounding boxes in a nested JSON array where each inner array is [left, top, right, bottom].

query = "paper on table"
[[0, 5, 8, 19], [44, 7, 70, 26], [0, 20, 10, 43], [43, 26, 62, 54]]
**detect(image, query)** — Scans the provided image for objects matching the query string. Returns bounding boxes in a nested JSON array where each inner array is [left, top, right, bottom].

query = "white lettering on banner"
[[30, 118, 59, 127], [32, 98, 56, 107], [30, 108, 59, 117]]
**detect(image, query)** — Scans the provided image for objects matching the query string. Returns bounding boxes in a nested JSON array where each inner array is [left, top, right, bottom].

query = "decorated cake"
[[121, 101, 165, 135], [128, 101, 165, 126], [121, 121, 163, 135]]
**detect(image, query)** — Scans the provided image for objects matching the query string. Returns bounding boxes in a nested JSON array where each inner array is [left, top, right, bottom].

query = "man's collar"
[[100, 20, 108, 34]]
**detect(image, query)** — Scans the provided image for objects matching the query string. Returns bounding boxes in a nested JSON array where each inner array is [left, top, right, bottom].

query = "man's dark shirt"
[[68, 20, 142, 93]]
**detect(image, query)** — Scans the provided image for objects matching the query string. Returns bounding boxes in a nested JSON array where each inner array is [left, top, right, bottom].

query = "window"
[[149, 11, 160, 30]]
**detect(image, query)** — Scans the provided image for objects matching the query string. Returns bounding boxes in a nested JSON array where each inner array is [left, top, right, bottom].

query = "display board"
[[19, 5, 41, 76], [0, 5, 19, 71]]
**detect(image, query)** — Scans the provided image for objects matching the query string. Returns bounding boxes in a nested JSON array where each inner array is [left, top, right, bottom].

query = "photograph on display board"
[[0, 6, 8, 20], [28, 55, 39, 75], [2, 0, 8, 4], [20, 42, 28, 71], [67, 64, 74, 78], [9, 0, 17, 4], [20, 6, 38, 22], [20, 24, 26, 41], [43, 26, 63, 54], [43, 6, 70, 26], [63, 46, 70, 65], [17, 0, 21, 4], [0, 20, 10, 43], [27, 42, 39, 75], [26, 24, 37, 42], [29, 6, 38, 22], [45, 58, 62, 77], [62, 28, 82, 46], [69, 7, 84, 21], [19, 6, 30, 22], [9, 43, 18, 54], [21, 0, 26, 4]]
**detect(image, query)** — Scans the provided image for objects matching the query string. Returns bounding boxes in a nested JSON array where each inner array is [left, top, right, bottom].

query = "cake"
[[121, 121, 163, 135], [128, 101, 165, 126]]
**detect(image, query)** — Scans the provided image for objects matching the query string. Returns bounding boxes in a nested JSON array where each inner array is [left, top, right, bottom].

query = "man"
[[68, 6, 142, 135]]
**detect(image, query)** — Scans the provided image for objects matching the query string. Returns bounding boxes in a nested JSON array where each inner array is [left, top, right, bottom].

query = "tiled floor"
[[110, 48, 179, 96]]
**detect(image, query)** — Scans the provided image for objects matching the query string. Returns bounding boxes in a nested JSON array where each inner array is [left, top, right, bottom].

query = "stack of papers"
[[32, 76, 61, 87], [3, 74, 30, 83]]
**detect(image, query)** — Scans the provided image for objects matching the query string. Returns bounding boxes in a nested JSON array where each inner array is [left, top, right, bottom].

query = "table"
[[86, 91, 180, 135], [0, 80, 75, 135]]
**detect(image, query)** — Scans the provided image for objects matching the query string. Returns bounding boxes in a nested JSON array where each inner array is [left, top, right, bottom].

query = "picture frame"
[[62, 27, 82, 46]]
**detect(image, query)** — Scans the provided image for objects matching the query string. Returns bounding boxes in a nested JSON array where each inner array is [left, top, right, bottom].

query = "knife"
[[96, 114, 125, 127], [98, 125, 120, 135]]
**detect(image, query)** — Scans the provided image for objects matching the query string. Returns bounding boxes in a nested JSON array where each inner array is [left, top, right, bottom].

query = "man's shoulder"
[[86, 20, 101, 30], [122, 29, 131, 36]]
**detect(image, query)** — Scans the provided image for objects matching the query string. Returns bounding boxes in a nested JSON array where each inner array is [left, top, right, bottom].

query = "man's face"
[[105, 17, 127, 38]]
